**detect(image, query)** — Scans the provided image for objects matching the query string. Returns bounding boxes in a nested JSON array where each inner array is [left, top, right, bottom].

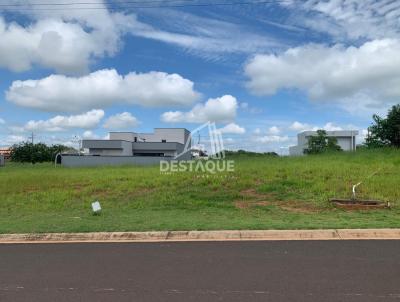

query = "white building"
[[82, 128, 190, 158], [59, 128, 191, 167], [289, 130, 358, 156]]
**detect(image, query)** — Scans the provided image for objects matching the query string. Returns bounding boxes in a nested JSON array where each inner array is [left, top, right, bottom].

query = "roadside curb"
[[1, 229, 400, 244]]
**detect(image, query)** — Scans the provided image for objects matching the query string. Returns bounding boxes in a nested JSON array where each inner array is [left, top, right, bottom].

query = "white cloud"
[[82, 130, 100, 139], [358, 129, 369, 144], [289, 121, 316, 132], [218, 123, 246, 134], [287, 0, 400, 41], [0, 0, 132, 74], [245, 39, 400, 112], [103, 112, 139, 130], [0, 1, 283, 73], [289, 121, 344, 132], [0, 118, 5, 125], [126, 10, 282, 60], [255, 135, 290, 143], [323, 122, 343, 131], [267, 126, 281, 135], [24, 109, 104, 132], [1, 135, 26, 146], [161, 95, 238, 123], [6, 69, 199, 112]]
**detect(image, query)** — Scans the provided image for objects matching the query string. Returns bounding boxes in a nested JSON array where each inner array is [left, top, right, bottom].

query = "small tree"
[[304, 130, 342, 154], [366, 104, 400, 148]]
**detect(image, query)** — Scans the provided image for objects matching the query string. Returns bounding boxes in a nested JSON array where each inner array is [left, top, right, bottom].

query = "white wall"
[[140, 129, 188, 144], [109, 132, 138, 142], [336, 137, 353, 151]]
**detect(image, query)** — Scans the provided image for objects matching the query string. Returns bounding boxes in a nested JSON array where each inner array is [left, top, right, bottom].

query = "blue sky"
[[1, 0, 400, 153]]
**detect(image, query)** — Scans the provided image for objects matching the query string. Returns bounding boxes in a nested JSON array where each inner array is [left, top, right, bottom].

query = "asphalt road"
[[0, 240, 399, 302]]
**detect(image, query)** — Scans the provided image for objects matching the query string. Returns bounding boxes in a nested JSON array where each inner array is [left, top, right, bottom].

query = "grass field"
[[1, 149, 400, 233]]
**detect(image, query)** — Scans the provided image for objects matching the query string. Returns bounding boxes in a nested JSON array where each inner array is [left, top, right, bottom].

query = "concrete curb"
[[1, 229, 400, 244]]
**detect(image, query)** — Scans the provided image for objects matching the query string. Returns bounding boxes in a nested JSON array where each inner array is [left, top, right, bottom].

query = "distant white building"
[[289, 130, 359, 156]]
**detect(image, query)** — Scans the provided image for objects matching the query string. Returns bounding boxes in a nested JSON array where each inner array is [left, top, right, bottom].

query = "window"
[[133, 153, 164, 157]]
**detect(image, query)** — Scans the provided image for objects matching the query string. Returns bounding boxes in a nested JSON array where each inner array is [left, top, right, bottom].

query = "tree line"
[[10, 143, 73, 164]]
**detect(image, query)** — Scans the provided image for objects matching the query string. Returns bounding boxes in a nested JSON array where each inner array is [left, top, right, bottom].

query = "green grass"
[[1, 148, 400, 233]]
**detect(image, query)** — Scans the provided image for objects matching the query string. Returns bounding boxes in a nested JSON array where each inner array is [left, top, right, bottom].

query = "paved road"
[[0, 240, 399, 302]]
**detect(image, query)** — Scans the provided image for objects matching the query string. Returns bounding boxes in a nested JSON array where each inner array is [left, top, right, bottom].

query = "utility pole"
[[28, 132, 34, 144], [72, 135, 81, 155]]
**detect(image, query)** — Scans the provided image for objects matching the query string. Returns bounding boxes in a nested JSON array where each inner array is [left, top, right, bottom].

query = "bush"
[[366, 104, 400, 148], [10, 142, 72, 164]]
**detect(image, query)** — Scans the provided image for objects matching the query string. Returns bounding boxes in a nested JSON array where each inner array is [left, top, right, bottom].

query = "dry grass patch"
[[236, 188, 320, 213]]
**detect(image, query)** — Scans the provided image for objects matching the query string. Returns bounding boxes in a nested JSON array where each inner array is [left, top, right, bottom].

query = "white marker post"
[[92, 201, 102, 215]]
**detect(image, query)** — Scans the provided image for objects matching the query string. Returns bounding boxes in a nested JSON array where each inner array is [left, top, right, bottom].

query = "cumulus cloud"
[[6, 69, 199, 112], [82, 130, 99, 139], [267, 126, 281, 135], [23, 109, 104, 132], [161, 95, 238, 124], [323, 122, 343, 131], [217, 123, 246, 134], [0, 0, 133, 74], [103, 112, 139, 130], [245, 39, 400, 112], [289, 121, 316, 132], [290, 121, 345, 132], [1, 135, 26, 146]]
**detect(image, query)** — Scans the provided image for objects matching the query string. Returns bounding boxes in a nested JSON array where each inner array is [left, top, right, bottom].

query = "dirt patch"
[[240, 188, 266, 199], [235, 188, 273, 209], [236, 188, 320, 213], [330, 198, 389, 210], [235, 188, 276, 209]]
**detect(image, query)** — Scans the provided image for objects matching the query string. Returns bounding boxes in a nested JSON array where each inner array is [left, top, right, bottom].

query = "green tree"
[[366, 104, 400, 148], [10, 142, 71, 164], [304, 130, 342, 154]]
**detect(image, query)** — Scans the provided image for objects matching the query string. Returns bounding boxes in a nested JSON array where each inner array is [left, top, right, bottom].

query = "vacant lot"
[[0, 149, 399, 233]]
